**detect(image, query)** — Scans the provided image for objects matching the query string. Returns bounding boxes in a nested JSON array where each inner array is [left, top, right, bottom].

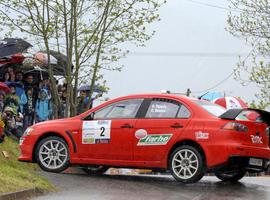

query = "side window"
[[94, 99, 143, 119], [145, 99, 180, 118], [177, 105, 191, 118], [93, 105, 113, 119]]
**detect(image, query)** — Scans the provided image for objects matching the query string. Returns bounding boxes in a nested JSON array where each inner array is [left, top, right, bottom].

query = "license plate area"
[[249, 158, 263, 167]]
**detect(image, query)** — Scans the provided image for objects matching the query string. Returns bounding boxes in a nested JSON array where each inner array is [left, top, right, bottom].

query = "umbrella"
[[33, 50, 72, 76], [0, 38, 32, 58], [0, 82, 11, 93], [199, 92, 223, 101], [35, 52, 58, 65], [24, 67, 49, 81], [0, 53, 25, 69], [78, 84, 106, 93], [47, 50, 75, 75], [213, 97, 248, 110]]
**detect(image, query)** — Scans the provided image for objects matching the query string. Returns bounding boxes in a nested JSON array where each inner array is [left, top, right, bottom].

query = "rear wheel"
[[35, 136, 70, 173], [169, 145, 205, 184], [82, 166, 109, 175], [215, 170, 246, 182]]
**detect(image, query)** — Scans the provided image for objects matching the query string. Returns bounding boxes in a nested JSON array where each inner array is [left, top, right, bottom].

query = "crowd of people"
[[0, 66, 95, 142], [0, 67, 54, 140]]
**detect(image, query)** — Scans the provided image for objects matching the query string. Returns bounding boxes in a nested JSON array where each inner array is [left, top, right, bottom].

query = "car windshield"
[[193, 100, 226, 117]]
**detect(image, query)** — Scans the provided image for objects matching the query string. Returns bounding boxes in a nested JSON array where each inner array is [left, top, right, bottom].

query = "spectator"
[[15, 83, 27, 114], [3, 72, 10, 82], [35, 89, 52, 123], [10, 71, 16, 82], [2, 106, 22, 140], [39, 79, 51, 100], [24, 74, 38, 102], [15, 71, 24, 84], [0, 91, 4, 113], [24, 74, 35, 89], [6, 67, 14, 74], [77, 90, 89, 114], [23, 87, 35, 129], [0, 118, 4, 143], [4, 85, 19, 115]]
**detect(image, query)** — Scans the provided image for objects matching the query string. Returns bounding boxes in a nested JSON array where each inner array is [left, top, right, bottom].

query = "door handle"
[[120, 124, 134, 129], [171, 123, 184, 128]]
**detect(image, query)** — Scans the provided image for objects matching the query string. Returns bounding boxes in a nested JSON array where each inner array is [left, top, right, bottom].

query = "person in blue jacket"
[[35, 89, 52, 123]]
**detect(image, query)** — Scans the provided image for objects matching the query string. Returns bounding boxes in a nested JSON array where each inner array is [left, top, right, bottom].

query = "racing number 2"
[[100, 127, 105, 137]]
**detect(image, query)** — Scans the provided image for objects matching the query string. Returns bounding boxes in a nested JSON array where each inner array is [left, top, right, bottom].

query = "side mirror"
[[82, 112, 95, 121]]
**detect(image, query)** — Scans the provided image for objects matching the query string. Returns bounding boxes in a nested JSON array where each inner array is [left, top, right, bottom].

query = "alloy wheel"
[[38, 139, 68, 170]]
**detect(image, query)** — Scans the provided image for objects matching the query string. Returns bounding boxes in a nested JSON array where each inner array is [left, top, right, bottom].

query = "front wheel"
[[82, 166, 109, 175], [35, 136, 70, 173], [169, 145, 205, 184], [215, 170, 246, 182]]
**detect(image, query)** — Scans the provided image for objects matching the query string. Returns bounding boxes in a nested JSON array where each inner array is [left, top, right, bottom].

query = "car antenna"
[[198, 91, 209, 100]]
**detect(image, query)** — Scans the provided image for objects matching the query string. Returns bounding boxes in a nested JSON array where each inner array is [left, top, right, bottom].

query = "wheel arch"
[[167, 140, 207, 167], [32, 132, 70, 162]]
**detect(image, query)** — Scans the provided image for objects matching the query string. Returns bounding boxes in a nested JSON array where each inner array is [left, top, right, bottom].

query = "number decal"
[[82, 120, 111, 144], [100, 127, 105, 137]]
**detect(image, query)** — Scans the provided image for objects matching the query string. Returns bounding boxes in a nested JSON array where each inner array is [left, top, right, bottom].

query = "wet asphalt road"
[[32, 169, 270, 200]]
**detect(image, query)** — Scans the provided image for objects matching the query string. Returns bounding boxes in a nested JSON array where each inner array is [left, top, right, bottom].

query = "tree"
[[0, 0, 165, 116], [227, 0, 270, 109]]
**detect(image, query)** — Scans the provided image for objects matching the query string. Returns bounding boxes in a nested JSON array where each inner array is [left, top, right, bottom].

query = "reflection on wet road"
[[33, 169, 270, 200]]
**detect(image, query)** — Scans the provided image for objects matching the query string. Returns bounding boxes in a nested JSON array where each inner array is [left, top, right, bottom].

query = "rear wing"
[[219, 108, 270, 126]]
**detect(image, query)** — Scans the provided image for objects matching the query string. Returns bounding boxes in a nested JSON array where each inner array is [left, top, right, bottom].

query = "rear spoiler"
[[219, 108, 270, 126]]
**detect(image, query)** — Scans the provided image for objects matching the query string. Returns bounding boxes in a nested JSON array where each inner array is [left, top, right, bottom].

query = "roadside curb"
[[0, 188, 43, 200]]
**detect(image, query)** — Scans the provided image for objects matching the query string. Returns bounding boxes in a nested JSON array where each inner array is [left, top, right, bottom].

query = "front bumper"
[[18, 136, 36, 162]]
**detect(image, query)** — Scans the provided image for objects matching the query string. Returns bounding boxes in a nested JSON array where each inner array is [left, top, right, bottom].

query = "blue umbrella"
[[78, 84, 105, 93], [199, 92, 223, 101]]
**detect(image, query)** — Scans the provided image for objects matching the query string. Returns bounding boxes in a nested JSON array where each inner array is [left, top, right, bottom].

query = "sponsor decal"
[[137, 134, 172, 146], [135, 129, 148, 139], [195, 131, 209, 140], [82, 120, 111, 144], [95, 139, 110, 144], [150, 103, 167, 113], [251, 135, 263, 144]]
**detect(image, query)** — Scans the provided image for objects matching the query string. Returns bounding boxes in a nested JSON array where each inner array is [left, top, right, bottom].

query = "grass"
[[0, 137, 55, 194]]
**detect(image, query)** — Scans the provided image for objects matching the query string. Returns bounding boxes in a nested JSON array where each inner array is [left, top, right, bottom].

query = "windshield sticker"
[[137, 134, 172, 146], [195, 131, 209, 140], [82, 120, 111, 144], [251, 135, 263, 144]]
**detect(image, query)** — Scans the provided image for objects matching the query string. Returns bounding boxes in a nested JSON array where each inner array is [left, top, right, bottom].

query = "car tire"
[[35, 136, 70, 173], [214, 170, 246, 182], [81, 166, 109, 175], [169, 145, 205, 184]]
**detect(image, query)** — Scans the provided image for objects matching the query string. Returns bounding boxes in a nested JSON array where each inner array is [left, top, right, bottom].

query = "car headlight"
[[23, 127, 34, 136]]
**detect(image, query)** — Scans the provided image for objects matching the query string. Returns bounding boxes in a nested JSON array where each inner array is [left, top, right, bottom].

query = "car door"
[[78, 98, 143, 161], [133, 98, 191, 162]]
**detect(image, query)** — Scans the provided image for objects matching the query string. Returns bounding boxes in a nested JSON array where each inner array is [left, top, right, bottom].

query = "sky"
[[102, 0, 258, 104]]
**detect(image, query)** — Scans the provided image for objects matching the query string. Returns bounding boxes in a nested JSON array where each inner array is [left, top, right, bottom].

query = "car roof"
[[112, 93, 197, 104], [80, 93, 216, 119]]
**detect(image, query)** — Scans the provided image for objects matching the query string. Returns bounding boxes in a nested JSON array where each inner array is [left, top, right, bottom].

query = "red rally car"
[[19, 94, 270, 183]]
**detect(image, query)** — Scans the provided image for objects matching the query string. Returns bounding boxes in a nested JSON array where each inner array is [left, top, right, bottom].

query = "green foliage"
[[0, 0, 165, 115], [227, 0, 270, 109], [249, 100, 269, 110]]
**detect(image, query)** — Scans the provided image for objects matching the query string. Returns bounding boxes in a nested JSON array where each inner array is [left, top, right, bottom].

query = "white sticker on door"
[[82, 120, 111, 144]]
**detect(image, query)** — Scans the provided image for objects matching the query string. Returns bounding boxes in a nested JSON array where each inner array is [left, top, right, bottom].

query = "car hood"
[[32, 117, 78, 128]]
